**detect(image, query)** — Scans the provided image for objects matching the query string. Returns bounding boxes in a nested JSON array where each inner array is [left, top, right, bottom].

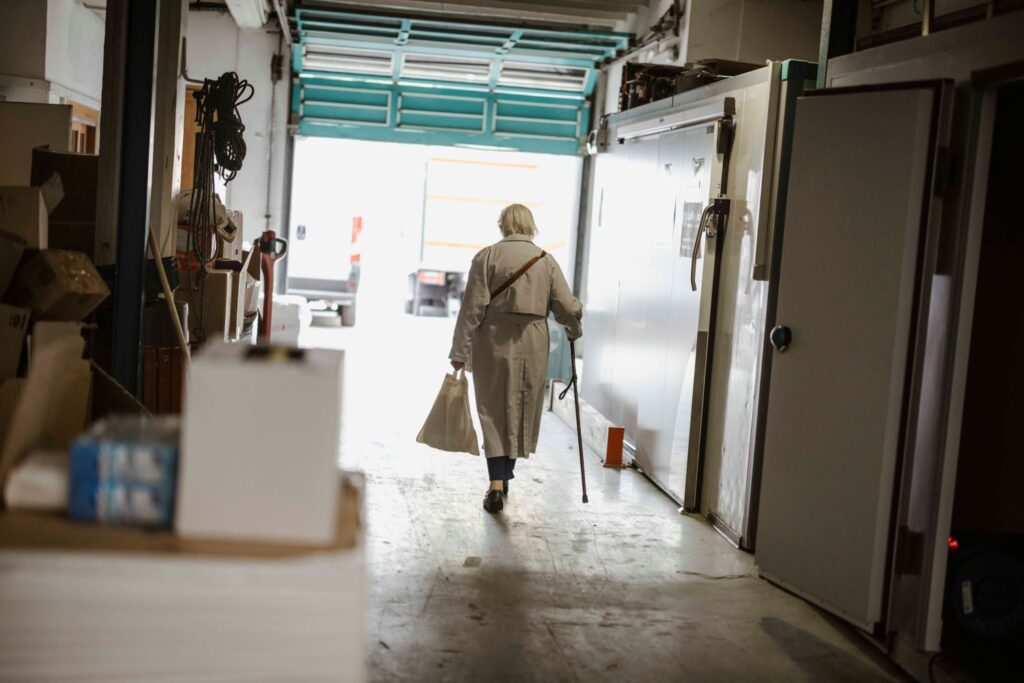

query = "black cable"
[[209, 71, 254, 181], [187, 71, 253, 341]]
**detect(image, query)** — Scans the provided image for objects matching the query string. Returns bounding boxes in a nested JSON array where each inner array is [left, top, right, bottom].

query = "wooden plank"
[[549, 380, 627, 467], [180, 85, 201, 193]]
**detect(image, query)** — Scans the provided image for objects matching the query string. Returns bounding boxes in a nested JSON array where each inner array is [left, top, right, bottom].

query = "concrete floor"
[[303, 315, 908, 682]]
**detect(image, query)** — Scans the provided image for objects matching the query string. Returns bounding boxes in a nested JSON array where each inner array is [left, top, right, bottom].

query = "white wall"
[[45, 0, 105, 106], [186, 10, 289, 247], [0, 0, 104, 108]]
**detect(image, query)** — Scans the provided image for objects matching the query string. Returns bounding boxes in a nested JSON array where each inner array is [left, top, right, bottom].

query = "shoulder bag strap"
[[490, 250, 547, 300]]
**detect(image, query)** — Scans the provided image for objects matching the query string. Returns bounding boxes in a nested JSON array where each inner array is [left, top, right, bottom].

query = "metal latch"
[[690, 198, 731, 291]]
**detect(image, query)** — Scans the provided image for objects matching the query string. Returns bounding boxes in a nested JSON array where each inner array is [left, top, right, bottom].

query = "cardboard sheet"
[[0, 186, 48, 248], [31, 147, 99, 259], [0, 335, 90, 491]]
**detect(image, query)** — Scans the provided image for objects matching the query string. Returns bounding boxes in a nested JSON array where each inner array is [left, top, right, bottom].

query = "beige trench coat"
[[450, 234, 583, 459]]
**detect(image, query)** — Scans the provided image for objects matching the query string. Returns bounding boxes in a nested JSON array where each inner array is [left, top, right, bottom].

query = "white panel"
[[756, 86, 940, 629], [187, 10, 289, 245], [636, 126, 714, 501], [44, 0, 105, 103], [581, 152, 624, 419]]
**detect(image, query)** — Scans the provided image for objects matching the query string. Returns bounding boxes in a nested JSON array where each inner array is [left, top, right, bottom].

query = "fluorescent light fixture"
[[616, 97, 735, 141]]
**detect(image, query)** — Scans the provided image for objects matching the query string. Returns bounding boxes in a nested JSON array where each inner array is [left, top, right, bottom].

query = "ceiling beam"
[[303, 0, 636, 29]]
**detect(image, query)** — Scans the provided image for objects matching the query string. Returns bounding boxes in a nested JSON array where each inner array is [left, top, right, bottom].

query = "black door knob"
[[770, 325, 792, 352]]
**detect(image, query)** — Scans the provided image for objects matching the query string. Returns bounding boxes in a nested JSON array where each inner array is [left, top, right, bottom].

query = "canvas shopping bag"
[[416, 369, 480, 455]]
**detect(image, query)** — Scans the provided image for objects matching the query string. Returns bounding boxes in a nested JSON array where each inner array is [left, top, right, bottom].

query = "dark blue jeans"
[[486, 456, 516, 481]]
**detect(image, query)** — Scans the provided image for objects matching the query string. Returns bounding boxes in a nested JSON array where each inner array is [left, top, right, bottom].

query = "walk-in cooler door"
[[634, 125, 716, 504], [755, 82, 952, 631]]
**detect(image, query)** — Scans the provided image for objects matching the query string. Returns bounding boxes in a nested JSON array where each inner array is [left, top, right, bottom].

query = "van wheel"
[[340, 304, 356, 327]]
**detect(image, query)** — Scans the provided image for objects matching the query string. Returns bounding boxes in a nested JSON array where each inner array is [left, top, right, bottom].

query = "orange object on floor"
[[604, 427, 626, 468]]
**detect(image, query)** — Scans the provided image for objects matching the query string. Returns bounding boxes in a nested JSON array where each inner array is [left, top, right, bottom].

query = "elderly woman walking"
[[449, 203, 583, 514]]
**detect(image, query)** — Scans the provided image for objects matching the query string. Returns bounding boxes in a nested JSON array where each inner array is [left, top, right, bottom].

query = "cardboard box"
[[0, 332, 147, 501], [30, 148, 98, 224], [0, 333, 90, 493], [205, 270, 233, 341], [0, 187, 48, 248], [143, 299, 189, 347], [0, 305, 29, 382], [175, 271, 231, 342], [0, 230, 26, 298], [29, 321, 83, 372], [0, 103, 71, 186], [213, 251, 252, 341], [177, 343, 345, 546], [30, 149, 99, 260], [242, 248, 261, 316], [270, 296, 307, 346], [10, 250, 110, 321]]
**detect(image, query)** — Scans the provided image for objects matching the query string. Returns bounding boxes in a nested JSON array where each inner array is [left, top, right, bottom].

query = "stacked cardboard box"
[[30, 147, 99, 259]]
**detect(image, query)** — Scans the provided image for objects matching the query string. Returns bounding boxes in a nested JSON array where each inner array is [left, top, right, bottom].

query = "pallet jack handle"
[[559, 338, 589, 504], [257, 229, 288, 343]]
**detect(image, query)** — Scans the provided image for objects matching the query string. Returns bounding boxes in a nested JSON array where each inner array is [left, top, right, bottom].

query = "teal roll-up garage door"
[[292, 10, 630, 155]]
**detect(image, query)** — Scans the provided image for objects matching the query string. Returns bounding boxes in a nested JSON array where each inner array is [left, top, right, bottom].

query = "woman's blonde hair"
[[498, 203, 538, 238]]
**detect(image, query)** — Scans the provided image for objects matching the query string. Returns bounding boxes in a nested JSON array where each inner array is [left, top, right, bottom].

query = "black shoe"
[[483, 489, 504, 513]]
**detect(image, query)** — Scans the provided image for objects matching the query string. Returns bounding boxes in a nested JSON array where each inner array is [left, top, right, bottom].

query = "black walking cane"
[[558, 337, 589, 504]]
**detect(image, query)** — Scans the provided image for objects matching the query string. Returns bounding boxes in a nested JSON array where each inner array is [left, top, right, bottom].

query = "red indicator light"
[[948, 536, 959, 550]]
